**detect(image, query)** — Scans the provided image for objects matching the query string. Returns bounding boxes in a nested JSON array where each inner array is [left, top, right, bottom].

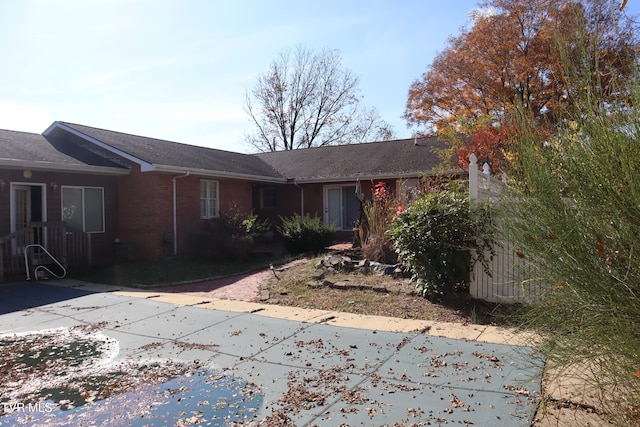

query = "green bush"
[[278, 214, 334, 255], [240, 213, 271, 238], [388, 189, 494, 300], [189, 211, 270, 261]]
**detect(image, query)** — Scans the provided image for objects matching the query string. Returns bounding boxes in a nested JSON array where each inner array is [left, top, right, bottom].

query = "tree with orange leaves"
[[455, 122, 512, 171], [405, 0, 638, 170]]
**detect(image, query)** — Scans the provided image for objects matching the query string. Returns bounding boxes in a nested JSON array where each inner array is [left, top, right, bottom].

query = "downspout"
[[293, 180, 304, 216], [172, 172, 190, 256]]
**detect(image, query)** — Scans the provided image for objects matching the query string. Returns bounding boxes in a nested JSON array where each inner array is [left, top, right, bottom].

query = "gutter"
[[172, 171, 190, 256], [0, 159, 130, 175], [291, 170, 463, 184], [153, 165, 287, 183]]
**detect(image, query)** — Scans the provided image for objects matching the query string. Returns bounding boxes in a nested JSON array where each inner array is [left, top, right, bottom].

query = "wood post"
[[469, 153, 479, 201]]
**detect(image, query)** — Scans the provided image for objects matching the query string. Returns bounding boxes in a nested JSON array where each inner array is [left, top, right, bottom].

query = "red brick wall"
[[116, 170, 256, 261], [174, 176, 254, 256], [0, 168, 410, 262], [174, 175, 198, 256], [117, 166, 166, 261], [219, 179, 253, 217], [264, 183, 326, 229], [273, 185, 304, 219], [302, 183, 325, 219]]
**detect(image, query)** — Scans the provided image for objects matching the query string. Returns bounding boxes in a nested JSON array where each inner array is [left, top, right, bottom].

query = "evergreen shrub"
[[278, 214, 334, 254], [388, 189, 494, 300]]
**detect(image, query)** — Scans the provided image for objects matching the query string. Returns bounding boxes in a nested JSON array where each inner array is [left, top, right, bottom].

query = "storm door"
[[324, 185, 359, 231], [11, 184, 46, 253]]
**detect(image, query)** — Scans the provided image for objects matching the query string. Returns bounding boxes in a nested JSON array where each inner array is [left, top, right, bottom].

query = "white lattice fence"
[[468, 154, 537, 303]]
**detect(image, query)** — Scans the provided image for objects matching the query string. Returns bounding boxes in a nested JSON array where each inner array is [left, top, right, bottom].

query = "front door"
[[324, 185, 359, 230], [14, 186, 30, 232], [11, 184, 46, 252]]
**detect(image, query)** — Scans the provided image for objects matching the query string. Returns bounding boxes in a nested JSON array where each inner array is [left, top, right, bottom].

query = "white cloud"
[[469, 6, 499, 22], [0, 101, 53, 133], [73, 55, 193, 89], [74, 69, 132, 88], [154, 104, 246, 123]]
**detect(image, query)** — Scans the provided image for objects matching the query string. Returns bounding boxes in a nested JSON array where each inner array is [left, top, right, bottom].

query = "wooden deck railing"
[[0, 222, 92, 281]]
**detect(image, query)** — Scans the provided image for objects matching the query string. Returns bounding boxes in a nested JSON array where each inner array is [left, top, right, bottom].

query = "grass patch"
[[71, 254, 288, 286]]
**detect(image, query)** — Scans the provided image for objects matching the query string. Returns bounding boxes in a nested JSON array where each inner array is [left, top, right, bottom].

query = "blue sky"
[[1, 1, 636, 153]]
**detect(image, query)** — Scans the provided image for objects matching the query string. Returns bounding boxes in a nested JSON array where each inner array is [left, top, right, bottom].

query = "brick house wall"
[[116, 168, 257, 261], [259, 178, 399, 242], [219, 179, 254, 217], [174, 176, 254, 256], [263, 179, 399, 220], [116, 165, 165, 261]]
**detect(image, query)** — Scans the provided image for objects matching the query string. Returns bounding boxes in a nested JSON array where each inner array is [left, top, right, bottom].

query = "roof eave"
[[153, 165, 287, 183], [0, 159, 130, 175], [292, 169, 461, 184]]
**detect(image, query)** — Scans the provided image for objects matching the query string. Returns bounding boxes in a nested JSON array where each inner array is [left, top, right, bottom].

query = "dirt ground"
[[153, 254, 508, 326], [262, 258, 507, 325]]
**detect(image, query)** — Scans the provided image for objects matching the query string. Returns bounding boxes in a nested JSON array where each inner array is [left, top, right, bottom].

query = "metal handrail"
[[24, 244, 67, 280]]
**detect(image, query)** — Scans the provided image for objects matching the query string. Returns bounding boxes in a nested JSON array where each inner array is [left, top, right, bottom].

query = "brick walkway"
[[152, 270, 270, 301]]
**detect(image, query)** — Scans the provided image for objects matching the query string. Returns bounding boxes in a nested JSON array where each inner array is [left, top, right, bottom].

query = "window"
[[259, 187, 276, 210], [397, 179, 419, 204], [200, 180, 219, 219], [62, 186, 104, 233]]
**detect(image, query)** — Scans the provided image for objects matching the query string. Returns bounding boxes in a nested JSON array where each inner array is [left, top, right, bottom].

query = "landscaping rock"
[[311, 270, 326, 281], [316, 254, 403, 277], [356, 259, 370, 269]]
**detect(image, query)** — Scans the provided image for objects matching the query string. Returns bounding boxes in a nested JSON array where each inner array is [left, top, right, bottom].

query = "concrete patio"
[[0, 280, 548, 426]]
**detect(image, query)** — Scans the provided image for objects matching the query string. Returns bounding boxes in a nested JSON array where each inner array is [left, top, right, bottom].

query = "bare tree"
[[244, 45, 394, 151]]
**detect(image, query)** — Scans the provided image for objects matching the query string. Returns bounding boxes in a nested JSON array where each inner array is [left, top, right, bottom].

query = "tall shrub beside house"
[[502, 10, 640, 422], [388, 187, 494, 301], [506, 105, 640, 425]]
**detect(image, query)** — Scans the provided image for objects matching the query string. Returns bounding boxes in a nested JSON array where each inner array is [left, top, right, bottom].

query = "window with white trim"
[[200, 180, 219, 219], [61, 186, 105, 233]]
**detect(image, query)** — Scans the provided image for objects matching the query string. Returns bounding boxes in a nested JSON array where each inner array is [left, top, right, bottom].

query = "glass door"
[[326, 187, 342, 229], [324, 185, 359, 231], [11, 184, 46, 253], [13, 186, 30, 231]]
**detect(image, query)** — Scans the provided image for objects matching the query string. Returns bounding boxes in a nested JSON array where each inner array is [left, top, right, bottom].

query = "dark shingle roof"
[[5, 121, 456, 181], [255, 137, 453, 181], [0, 129, 125, 172], [54, 122, 283, 179]]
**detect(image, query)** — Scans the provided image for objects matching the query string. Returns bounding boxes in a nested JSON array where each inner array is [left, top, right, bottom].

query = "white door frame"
[[10, 182, 48, 252]]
